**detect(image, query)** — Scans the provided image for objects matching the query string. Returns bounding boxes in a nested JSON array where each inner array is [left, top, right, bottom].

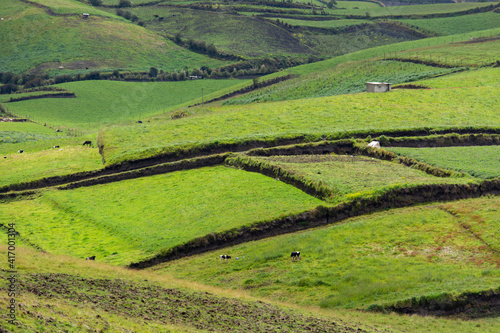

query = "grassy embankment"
[[387, 146, 500, 180]]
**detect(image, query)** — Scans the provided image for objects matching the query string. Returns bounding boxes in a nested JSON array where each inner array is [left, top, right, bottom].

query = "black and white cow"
[[85, 256, 96, 261], [220, 255, 231, 262], [18, 150, 23, 153], [290, 251, 301, 261]]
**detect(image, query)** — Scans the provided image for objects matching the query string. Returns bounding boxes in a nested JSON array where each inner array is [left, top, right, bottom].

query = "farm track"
[[15, 272, 376, 333]]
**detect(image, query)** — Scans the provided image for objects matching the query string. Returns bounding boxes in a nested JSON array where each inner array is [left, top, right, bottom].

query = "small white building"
[[82, 13, 89, 19], [366, 82, 391, 93]]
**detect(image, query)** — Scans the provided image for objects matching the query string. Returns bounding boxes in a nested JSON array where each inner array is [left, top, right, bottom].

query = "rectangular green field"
[[152, 197, 500, 310], [387, 146, 500, 179], [3, 79, 247, 132], [0, 143, 103, 188], [0, 166, 322, 265], [245, 154, 474, 202]]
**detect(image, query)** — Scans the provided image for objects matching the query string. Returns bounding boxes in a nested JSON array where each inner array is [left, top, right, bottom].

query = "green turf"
[[152, 197, 500, 309], [1, 166, 322, 265], [243, 154, 473, 202], [387, 146, 500, 180], [100, 85, 500, 165], [4, 79, 246, 132]]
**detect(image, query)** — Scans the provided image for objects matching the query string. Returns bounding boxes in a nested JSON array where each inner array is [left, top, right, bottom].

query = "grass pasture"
[[330, 2, 496, 17], [274, 18, 372, 29], [152, 197, 500, 310], [1, 166, 322, 265], [100, 85, 500, 165], [399, 12, 500, 36], [28, 0, 119, 17], [0, 144, 102, 188], [402, 67, 500, 89], [387, 146, 500, 180], [241, 154, 473, 202], [389, 37, 500, 67], [225, 59, 459, 104], [4, 80, 246, 132]]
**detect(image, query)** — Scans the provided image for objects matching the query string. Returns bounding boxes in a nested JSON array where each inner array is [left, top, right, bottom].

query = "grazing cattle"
[[220, 255, 231, 262], [18, 150, 23, 153], [159, 17, 164, 21], [368, 141, 380, 149], [137, 120, 143, 123], [53, 145, 60, 149], [55, 129, 61, 132], [82, 141, 91, 147], [291, 251, 301, 261], [85, 256, 96, 260]]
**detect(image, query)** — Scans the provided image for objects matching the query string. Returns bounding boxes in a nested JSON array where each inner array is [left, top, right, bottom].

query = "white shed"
[[366, 82, 391, 93]]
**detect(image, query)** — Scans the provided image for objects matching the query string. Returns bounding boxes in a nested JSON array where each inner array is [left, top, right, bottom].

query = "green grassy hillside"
[[0, 0, 227, 74], [100, 84, 500, 165], [3, 79, 246, 131], [152, 197, 500, 310], [0, 166, 322, 265]]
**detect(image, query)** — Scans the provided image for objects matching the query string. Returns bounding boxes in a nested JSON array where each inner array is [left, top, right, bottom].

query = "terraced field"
[[152, 197, 500, 309], [1, 1, 499, 332], [3, 79, 247, 131]]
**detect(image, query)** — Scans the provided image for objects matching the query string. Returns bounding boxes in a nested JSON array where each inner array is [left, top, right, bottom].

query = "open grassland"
[[242, 154, 473, 203], [387, 146, 500, 180], [0, 166, 322, 265], [390, 37, 500, 67], [403, 67, 499, 89], [226, 60, 458, 104], [4, 80, 245, 132], [399, 12, 500, 36], [2, 246, 500, 333], [100, 85, 500, 165], [0, 144, 102, 187], [152, 197, 500, 310], [0, 1, 226, 73]]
